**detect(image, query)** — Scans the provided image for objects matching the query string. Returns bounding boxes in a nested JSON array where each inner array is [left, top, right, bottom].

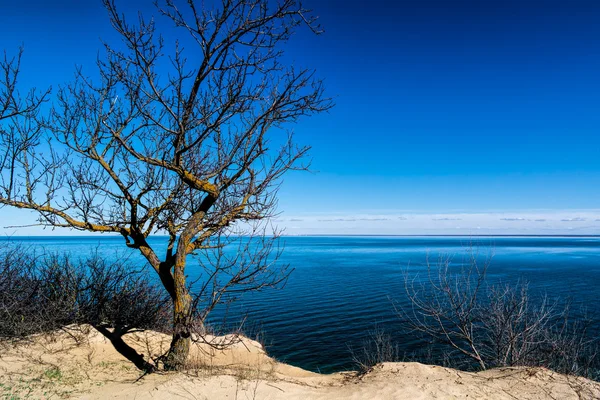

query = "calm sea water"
[[2, 235, 599, 373]]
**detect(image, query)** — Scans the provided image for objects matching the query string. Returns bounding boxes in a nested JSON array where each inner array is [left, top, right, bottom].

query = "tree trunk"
[[164, 263, 193, 370], [94, 326, 155, 372], [110, 334, 156, 372]]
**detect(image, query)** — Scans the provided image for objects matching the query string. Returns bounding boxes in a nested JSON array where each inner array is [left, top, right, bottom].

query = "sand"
[[0, 326, 598, 399]]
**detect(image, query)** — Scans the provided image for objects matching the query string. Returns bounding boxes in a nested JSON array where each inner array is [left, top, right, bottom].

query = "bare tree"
[[0, 49, 49, 122], [397, 252, 600, 379], [0, 0, 331, 370]]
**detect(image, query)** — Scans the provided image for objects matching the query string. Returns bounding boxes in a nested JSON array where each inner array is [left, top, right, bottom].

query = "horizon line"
[[0, 234, 598, 238]]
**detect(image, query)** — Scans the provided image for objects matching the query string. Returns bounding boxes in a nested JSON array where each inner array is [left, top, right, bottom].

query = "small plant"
[[42, 367, 62, 381], [350, 325, 401, 373]]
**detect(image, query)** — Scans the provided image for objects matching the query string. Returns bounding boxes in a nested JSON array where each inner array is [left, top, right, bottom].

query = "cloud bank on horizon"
[[274, 210, 600, 235], [0, 208, 598, 236]]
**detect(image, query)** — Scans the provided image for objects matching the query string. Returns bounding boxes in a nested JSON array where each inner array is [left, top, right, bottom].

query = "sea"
[[2, 235, 599, 373]]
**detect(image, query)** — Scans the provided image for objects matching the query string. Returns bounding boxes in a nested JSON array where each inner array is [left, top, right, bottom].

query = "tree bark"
[[162, 202, 215, 370], [163, 262, 193, 370], [94, 326, 156, 372]]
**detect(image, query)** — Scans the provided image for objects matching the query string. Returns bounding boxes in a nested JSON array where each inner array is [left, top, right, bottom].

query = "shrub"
[[396, 253, 600, 380]]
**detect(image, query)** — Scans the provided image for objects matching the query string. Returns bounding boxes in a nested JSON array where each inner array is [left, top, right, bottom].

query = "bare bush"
[[0, 245, 51, 339], [350, 324, 401, 373], [0, 244, 170, 371], [396, 253, 600, 380]]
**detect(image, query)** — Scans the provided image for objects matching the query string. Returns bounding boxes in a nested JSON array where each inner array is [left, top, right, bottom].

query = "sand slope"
[[0, 326, 598, 399]]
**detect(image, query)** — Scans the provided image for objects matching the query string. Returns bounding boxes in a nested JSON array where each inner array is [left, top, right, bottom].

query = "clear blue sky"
[[1, 0, 599, 235]]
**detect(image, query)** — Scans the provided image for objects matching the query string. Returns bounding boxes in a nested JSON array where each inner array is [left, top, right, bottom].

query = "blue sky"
[[0, 0, 599, 235]]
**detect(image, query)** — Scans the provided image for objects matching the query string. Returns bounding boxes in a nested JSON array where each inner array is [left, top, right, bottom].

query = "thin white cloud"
[[2, 209, 599, 236], [275, 210, 600, 235]]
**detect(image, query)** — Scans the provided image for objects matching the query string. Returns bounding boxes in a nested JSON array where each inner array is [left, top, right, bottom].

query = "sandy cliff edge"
[[0, 325, 598, 400]]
